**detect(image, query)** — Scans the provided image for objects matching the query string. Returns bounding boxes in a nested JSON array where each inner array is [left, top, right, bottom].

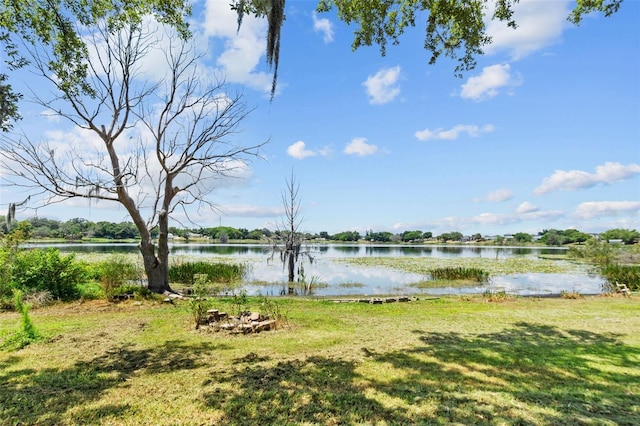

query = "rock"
[[255, 320, 277, 332], [248, 312, 261, 321]]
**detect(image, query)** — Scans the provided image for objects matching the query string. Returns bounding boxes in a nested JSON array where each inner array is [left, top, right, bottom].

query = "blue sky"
[[1, 0, 639, 236]]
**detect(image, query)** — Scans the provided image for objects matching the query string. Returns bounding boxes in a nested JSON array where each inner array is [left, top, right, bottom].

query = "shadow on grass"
[[0, 340, 228, 425], [203, 355, 411, 425], [199, 322, 640, 425], [365, 322, 639, 425]]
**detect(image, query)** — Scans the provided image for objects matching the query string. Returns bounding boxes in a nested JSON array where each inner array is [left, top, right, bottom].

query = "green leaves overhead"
[[0, 0, 191, 127], [319, 0, 624, 77]]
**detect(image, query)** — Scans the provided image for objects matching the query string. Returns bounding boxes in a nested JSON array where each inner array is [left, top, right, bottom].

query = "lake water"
[[33, 242, 607, 297]]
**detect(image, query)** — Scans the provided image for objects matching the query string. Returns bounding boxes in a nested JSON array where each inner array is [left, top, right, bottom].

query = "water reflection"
[[26, 242, 600, 296]]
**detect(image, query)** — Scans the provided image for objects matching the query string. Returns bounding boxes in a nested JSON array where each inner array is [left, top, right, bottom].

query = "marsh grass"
[[1, 296, 639, 425], [409, 278, 486, 289], [428, 266, 489, 282]]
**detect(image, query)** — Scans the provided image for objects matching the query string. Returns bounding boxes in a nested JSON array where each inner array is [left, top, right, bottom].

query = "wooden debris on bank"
[[199, 309, 277, 334], [330, 296, 417, 304]]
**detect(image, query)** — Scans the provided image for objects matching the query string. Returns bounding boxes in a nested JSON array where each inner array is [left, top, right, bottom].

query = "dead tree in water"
[[268, 172, 313, 293]]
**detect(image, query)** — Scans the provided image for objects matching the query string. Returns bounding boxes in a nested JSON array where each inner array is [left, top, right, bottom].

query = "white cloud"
[[460, 64, 520, 101], [287, 141, 317, 159], [201, 0, 273, 93], [312, 11, 334, 43], [415, 124, 494, 141], [485, 0, 570, 60], [534, 162, 640, 195], [485, 188, 514, 202], [517, 201, 539, 214], [363, 66, 401, 105], [286, 141, 333, 159], [344, 137, 378, 156], [573, 201, 640, 220]]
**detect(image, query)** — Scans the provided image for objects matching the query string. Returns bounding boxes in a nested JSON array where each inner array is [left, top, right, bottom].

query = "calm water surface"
[[33, 243, 605, 296]]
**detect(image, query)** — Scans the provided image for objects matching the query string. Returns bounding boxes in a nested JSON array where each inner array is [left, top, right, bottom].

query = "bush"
[[169, 261, 246, 286], [10, 248, 87, 301], [97, 254, 142, 298], [190, 274, 214, 329], [567, 238, 614, 265], [600, 264, 640, 291]]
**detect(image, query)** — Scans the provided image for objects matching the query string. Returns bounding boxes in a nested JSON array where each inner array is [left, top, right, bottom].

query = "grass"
[[1, 295, 639, 425]]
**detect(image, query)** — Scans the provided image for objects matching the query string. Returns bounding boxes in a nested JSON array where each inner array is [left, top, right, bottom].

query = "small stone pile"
[[200, 309, 277, 334]]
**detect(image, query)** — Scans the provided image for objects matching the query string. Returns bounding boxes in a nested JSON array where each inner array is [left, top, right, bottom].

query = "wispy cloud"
[[483, 188, 514, 202], [415, 124, 494, 141], [517, 201, 539, 214], [534, 162, 640, 195], [363, 66, 401, 105], [573, 201, 640, 220], [312, 11, 334, 43], [219, 204, 283, 218], [344, 137, 378, 156], [460, 64, 520, 101]]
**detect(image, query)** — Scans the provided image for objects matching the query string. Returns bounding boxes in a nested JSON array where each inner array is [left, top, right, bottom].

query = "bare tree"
[[268, 171, 313, 293], [0, 21, 264, 294]]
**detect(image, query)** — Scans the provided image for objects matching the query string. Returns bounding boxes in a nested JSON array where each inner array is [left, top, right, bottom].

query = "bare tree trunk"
[[140, 238, 169, 293]]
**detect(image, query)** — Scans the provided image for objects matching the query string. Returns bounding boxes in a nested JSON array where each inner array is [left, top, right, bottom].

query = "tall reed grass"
[[169, 261, 247, 285], [429, 266, 489, 283]]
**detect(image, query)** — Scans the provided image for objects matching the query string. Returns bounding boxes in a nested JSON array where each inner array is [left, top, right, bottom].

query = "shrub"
[[98, 254, 142, 298], [600, 264, 640, 291], [11, 248, 87, 301], [190, 274, 214, 329], [567, 238, 614, 265]]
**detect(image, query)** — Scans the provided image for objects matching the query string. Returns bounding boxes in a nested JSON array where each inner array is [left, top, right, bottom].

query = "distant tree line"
[[1, 217, 637, 246]]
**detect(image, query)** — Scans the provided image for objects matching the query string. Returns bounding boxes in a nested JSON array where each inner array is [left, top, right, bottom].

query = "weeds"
[[482, 289, 515, 302], [259, 296, 288, 327], [189, 274, 215, 329], [1, 290, 42, 350], [560, 290, 583, 299], [231, 289, 249, 317]]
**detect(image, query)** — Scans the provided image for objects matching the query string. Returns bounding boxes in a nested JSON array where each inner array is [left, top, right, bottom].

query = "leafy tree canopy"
[[318, 0, 623, 77], [0, 0, 191, 128]]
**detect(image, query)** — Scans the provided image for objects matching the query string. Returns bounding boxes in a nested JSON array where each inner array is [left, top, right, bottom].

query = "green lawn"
[[1, 295, 639, 425]]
